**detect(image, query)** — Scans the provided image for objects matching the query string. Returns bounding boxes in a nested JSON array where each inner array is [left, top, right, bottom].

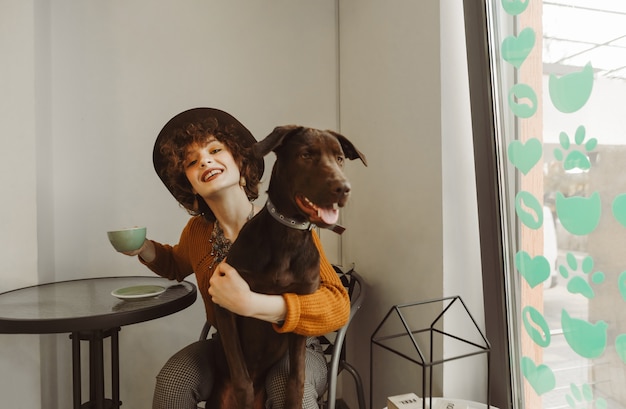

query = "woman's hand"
[[120, 239, 156, 263], [210, 262, 287, 324], [209, 262, 254, 316]]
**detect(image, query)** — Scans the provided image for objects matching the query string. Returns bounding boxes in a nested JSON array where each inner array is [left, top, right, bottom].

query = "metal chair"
[[198, 264, 366, 409], [318, 264, 366, 409]]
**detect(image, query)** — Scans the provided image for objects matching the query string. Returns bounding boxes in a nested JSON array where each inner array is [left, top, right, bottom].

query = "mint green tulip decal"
[[501, 0, 529, 16], [515, 191, 543, 229], [561, 309, 607, 359], [612, 194, 626, 228], [508, 83, 538, 118], [618, 271, 626, 302], [508, 138, 542, 175], [559, 252, 604, 299], [553, 126, 597, 171], [555, 192, 601, 235], [521, 356, 555, 395], [566, 383, 607, 409], [515, 251, 551, 288], [616, 334, 626, 364], [501, 27, 535, 69], [522, 306, 551, 347], [549, 63, 594, 113]]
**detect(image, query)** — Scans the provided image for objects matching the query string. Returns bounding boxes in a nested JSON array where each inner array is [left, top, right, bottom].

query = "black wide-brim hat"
[[153, 107, 264, 204]]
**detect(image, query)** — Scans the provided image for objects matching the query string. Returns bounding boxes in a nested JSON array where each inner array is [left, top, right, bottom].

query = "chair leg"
[[340, 361, 366, 409]]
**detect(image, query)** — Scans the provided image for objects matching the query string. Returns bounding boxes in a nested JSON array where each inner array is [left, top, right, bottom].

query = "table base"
[[79, 399, 118, 409], [71, 328, 122, 409]]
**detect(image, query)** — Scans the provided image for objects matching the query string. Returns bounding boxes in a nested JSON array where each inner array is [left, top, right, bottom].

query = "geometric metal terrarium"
[[370, 296, 491, 409]]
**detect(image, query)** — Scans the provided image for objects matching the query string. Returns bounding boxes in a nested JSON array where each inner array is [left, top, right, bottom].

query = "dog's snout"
[[332, 180, 351, 197]]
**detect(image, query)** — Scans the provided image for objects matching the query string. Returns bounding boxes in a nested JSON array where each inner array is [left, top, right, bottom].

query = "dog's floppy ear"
[[252, 125, 304, 158], [328, 131, 368, 166]]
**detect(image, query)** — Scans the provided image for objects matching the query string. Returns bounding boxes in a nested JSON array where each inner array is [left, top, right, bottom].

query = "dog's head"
[[253, 125, 367, 228]]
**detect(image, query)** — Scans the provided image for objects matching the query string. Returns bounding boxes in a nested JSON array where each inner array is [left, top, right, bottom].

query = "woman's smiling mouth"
[[202, 169, 223, 182]]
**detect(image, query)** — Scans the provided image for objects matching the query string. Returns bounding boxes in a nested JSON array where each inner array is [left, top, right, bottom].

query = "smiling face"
[[184, 138, 242, 200], [156, 115, 263, 218]]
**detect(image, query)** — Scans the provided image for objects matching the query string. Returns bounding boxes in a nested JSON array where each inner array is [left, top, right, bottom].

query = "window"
[[466, 1, 626, 408]]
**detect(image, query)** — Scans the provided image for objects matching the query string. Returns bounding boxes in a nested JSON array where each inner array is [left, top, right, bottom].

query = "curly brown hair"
[[157, 117, 262, 220]]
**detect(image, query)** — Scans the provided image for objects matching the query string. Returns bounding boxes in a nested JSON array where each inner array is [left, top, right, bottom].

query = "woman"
[[118, 108, 350, 409]]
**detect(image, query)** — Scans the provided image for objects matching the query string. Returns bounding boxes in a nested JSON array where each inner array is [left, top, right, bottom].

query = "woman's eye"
[[210, 148, 222, 155], [186, 159, 198, 168], [301, 151, 312, 160]]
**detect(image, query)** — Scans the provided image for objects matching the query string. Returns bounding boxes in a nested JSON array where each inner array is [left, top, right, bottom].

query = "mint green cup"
[[107, 227, 147, 252]]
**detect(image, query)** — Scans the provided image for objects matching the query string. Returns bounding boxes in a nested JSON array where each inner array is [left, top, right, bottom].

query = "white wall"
[[1, 1, 487, 408], [0, 2, 42, 407], [339, 1, 486, 407]]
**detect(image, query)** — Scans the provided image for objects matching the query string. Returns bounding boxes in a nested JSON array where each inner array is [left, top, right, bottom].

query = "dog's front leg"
[[283, 333, 308, 409], [214, 306, 254, 409]]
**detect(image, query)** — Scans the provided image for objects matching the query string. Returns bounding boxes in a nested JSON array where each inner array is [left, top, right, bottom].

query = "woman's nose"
[[200, 155, 212, 167]]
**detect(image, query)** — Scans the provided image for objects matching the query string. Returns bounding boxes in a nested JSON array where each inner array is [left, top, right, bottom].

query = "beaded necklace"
[[208, 202, 254, 270]]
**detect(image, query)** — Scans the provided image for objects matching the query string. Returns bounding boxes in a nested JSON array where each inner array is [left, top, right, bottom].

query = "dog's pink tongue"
[[318, 207, 339, 225]]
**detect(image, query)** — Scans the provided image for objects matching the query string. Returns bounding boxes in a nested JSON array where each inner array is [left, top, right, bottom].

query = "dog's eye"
[[337, 156, 345, 164]]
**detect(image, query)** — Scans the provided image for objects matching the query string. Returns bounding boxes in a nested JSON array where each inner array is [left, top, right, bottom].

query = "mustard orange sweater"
[[141, 215, 350, 336]]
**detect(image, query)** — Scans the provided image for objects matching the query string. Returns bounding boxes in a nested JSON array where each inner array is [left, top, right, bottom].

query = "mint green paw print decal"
[[562, 309, 607, 359], [521, 356, 555, 395], [555, 192, 601, 236], [565, 383, 607, 409], [559, 252, 605, 299], [553, 125, 597, 171], [549, 62, 594, 113], [508, 138, 542, 175]]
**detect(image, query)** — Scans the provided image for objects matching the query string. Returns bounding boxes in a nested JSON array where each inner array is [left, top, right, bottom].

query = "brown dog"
[[208, 125, 367, 409]]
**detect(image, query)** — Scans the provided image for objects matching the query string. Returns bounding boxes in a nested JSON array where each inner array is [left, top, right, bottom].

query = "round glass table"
[[0, 276, 197, 409]]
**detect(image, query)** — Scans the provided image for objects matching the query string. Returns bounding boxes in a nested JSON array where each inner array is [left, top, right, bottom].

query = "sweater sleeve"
[[274, 230, 350, 336], [139, 218, 196, 282]]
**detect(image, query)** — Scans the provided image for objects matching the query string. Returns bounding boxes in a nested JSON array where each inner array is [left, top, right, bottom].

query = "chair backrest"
[[318, 264, 366, 409]]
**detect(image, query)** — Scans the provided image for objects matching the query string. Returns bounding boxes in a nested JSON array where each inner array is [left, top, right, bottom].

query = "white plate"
[[111, 285, 165, 300]]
